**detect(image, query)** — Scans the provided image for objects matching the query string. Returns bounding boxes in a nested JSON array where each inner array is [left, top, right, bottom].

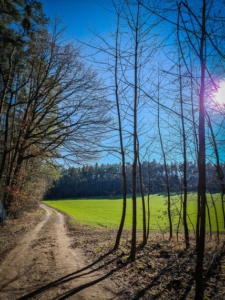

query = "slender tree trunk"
[[195, 1, 206, 299], [157, 74, 172, 240], [206, 199, 212, 240], [146, 161, 151, 240], [113, 12, 127, 250], [137, 141, 147, 245], [208, 187, 220, 244], [130, 4, 140, 261], [206, 112, 225, 228], [177, 185, 183, 242], [147, 192, 150, 240], [178, 50, 189, 248]]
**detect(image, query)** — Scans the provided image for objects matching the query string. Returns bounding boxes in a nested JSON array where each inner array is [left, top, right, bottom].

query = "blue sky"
[[41, 0, 113, 40], [39, 1, 225, 166], [39, 0, 191, 166], [40, 0, 120, 164]]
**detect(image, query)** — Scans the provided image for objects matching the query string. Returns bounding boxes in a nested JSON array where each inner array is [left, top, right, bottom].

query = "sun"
[[214, 81, 225, 105]]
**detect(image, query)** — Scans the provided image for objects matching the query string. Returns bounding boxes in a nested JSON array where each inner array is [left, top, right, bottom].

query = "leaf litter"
[[66, 215, 225, 300]]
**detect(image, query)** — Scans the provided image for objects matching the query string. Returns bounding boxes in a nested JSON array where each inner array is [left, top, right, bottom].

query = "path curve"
[[0, 204, 119, 299]]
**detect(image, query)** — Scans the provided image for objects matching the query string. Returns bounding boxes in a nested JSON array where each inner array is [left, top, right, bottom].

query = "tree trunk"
[[130, 3, 140, 261], [208, 187, 220, 244], [113, 13, 127, 250], [137, 141, 147, 245], [146, 161, 151, 240], [206, 112, 225, 228], [157, 73, 172, 240], [195, 1, 206, 299], [177, 48, 189, 248]]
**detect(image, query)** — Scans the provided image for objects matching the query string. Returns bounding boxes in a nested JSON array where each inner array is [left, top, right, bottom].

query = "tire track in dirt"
[[0, 204, 119, 300]]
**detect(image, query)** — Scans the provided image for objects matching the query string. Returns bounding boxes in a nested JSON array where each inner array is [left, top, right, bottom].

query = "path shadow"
[[17, 250, 125, 300]]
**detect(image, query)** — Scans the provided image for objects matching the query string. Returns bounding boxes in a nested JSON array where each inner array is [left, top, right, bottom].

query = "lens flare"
[[214, 81, 225, 105]]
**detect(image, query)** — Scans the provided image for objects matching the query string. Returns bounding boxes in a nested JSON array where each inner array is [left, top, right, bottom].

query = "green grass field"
[[43, 193, 224, 232]]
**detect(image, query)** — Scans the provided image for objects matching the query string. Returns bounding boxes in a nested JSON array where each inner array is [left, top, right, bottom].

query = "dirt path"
[[0, 204, 119, 300]]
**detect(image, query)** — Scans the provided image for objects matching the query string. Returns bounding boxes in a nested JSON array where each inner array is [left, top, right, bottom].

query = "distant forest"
[[45, 160, 224, 199]]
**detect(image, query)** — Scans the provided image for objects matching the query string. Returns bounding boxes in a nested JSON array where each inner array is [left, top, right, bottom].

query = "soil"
[[1, 204, 225, 300], [0, 204, 120, 300]]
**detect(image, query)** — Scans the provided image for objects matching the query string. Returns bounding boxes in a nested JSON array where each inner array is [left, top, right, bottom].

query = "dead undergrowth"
[[65, 215, 225, 299], [1, 208, 225, 299]]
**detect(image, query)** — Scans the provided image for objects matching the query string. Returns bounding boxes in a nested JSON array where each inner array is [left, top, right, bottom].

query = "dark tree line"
[[45, 161, 224, 199]]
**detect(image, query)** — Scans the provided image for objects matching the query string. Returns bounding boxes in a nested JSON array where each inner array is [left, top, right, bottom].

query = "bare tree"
[[1, 22, 110, 212], [112, 4, 127, 250], [177, 22, 190, 247], [206, 111, 225, 228], [137, 138, 147, 245], [157, 77, 173, 240]]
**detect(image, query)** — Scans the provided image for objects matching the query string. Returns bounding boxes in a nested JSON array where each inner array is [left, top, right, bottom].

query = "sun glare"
[[214, 81, 225, 105]]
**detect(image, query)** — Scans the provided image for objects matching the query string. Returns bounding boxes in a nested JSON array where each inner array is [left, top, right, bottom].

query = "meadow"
[[43, 193, 224, 232]]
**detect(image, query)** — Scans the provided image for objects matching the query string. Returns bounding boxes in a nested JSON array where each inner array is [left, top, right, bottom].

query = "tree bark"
[[195, 1, 207, 299], [157, 73, 172, 240], [130, 3, 140, 261], [113, 11, 127, 250]]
